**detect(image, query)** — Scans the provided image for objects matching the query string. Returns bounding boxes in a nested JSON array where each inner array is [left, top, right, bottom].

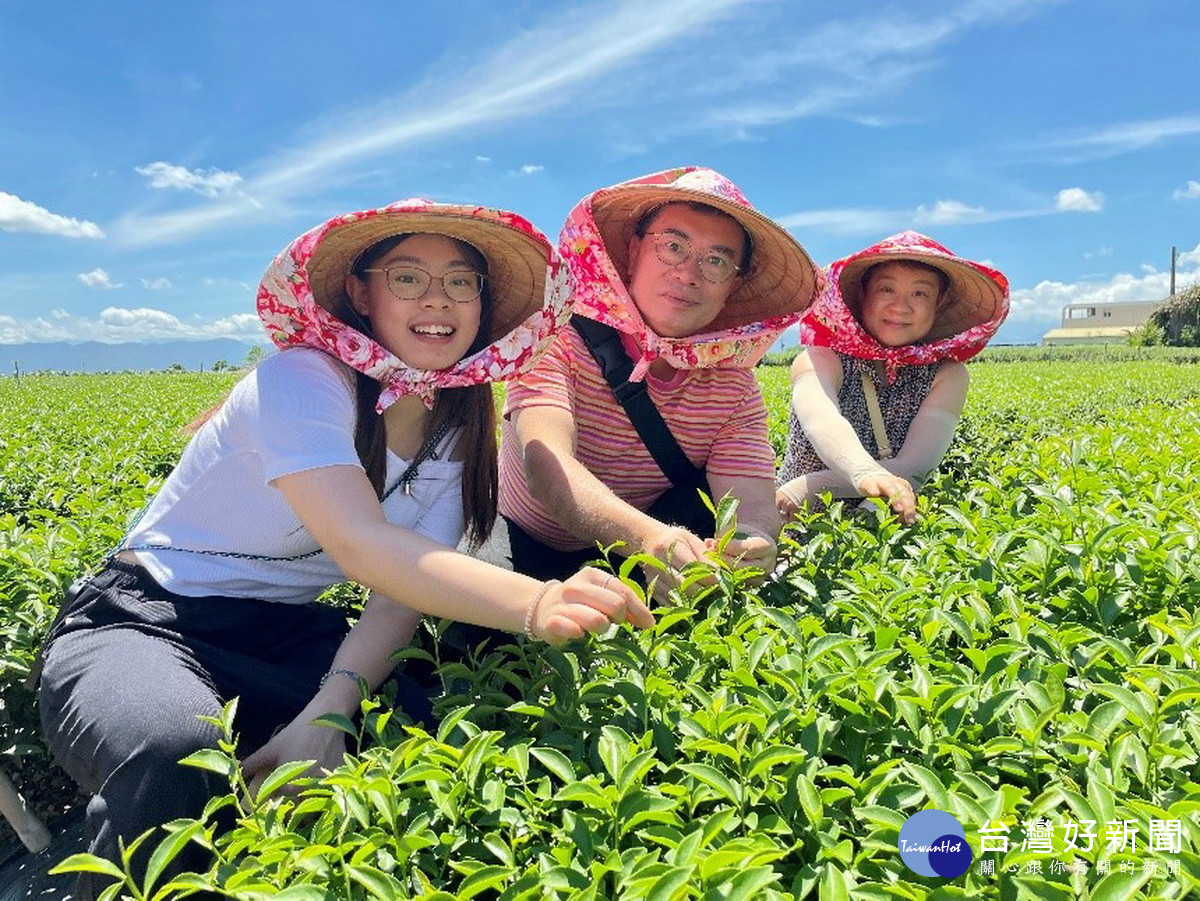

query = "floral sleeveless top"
[[778, 352, 938, 481]]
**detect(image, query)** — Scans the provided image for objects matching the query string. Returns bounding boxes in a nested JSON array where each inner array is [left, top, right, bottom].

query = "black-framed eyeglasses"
[[361, 266, 486, 303], [643, 232, 743, 284]]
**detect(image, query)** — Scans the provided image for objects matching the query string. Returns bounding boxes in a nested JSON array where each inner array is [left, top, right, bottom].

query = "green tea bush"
[[972, 345, 1200, 365], [0, 373, 237, 825], [4, 361, 1200, 898]]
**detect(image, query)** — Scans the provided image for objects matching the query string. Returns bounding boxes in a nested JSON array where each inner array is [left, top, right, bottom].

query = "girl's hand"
[[529, 567, 655, 644], [241, 715, 347, 798], [856, 474, 917, 524]]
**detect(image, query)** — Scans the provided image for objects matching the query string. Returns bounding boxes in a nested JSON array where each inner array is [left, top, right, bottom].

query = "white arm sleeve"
[[787, 348, 895, 492], [778, 359, 967, 505]]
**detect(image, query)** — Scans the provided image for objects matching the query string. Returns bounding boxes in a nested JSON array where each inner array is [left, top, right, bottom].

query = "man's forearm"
[[524, 440, 664, 554], [708, 473, 780, 540]]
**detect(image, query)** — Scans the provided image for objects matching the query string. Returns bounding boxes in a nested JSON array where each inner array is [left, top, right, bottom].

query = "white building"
[[1041, 300, 1159, 345]]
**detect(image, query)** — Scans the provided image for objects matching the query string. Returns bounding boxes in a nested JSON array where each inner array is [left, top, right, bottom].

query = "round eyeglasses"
[[643, 232, 743, 284], [361, 266, 486, 303]]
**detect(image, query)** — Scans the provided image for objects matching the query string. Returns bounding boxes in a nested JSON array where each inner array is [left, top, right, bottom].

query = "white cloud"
[[0, 191, 104, 239], [141, 277, 174, 289], [1054, 187, 1103, 212], [520, 164, 544, 175], [1172, 180, 1200, 200], [1083, 246, 1113, 259], [914, 200, 987, 225], [0, 307, 265, 344], [1006, 243, 1200, 323], [78, 268, 122, 289], [110, 0, 1067, 246], [99, 306, 184, 331], [784, 188, 1106, 237], [475, 155, 491, 163], [134, 161, 244, 198]]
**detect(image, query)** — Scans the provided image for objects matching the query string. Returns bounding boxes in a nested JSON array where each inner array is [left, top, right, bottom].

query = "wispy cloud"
[[78, 268, 122, 289], [0, 307, 263, 344], [779, 193, 1067, 236], [1173, 179, 1200, 200], [705, 0, 1061, 131], [1039, 115, 1200, 161], [1054, 187, 1104, 212], [914, 200, 988, 225], [0, 191, 104, 239], [114, 0, 753, 245], [141, 277, 174, 289], [777, 208, 898, 236], [520, 164, 545, 175], [135, 162, 245, 198]]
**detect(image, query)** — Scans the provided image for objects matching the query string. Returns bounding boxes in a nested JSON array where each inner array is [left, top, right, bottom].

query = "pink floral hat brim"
[[800, 230, 1009, 382]]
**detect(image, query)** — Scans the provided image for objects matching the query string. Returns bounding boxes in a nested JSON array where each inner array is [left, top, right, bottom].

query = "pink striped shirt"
[[498, 325, 774, 551]]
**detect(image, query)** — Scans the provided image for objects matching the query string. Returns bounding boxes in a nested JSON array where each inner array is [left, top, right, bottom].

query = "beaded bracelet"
[[522, 580, 561, 641], [319, 668, 362, 689]]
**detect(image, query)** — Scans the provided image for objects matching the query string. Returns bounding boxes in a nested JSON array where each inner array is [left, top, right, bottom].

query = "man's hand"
[[709, 531, 776, 582], [640, 525, 709, 603]]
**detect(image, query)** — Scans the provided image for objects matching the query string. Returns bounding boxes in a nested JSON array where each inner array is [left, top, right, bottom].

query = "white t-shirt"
[[124, 348, 465, 604]]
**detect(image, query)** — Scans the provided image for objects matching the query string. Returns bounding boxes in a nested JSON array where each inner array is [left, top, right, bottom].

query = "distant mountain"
[[769, 318, 1049, 352], [3, 340, 268, 375]]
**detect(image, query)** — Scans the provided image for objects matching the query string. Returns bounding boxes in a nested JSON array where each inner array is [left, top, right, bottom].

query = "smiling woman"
[[776, 231, 1010, 524], [35, 198, 656, 900], [349, 233, 487, 373]]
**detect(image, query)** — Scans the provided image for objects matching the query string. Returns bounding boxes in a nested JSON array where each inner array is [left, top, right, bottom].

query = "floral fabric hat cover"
[[800, 230, 1010, 382], [258, 199, 571, 409], [560, 166, 821, 380]]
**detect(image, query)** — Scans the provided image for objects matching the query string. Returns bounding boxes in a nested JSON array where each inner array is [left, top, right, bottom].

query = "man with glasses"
[[497, 167, 820, 598]]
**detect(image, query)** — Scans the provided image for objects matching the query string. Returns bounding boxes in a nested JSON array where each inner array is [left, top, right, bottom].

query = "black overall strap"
[[571, 315, 705, 488]]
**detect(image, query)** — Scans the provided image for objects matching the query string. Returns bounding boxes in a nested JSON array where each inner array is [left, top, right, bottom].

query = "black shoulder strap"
[[571, 315, 704, 487]]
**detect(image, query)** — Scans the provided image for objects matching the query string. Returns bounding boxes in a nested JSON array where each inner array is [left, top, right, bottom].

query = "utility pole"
[[1170, 246, 1177, 296]]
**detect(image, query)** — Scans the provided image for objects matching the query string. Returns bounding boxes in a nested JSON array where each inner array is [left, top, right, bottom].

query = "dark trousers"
[[506, 517, 610, 581], [37, 558, 427, 899]]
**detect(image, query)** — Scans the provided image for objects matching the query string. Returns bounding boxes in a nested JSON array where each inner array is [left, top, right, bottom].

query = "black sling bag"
[[571, 315, 715, 536]]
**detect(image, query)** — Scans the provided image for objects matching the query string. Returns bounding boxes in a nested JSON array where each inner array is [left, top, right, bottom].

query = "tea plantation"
[[1, 352, 1197, 899]]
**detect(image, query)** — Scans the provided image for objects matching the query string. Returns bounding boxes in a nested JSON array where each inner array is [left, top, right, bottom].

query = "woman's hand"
[[240, 713, 348, 797], [529, 567, 655, 644], [855, 473, 918, 524], [776, 482, 805, 521]]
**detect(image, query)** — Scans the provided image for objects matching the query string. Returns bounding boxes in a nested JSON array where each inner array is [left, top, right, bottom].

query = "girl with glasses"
[[38, 200, 653, 899]]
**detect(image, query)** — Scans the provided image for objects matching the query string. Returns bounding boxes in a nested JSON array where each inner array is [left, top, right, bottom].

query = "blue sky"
[[2, 0, 1197, 348]]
